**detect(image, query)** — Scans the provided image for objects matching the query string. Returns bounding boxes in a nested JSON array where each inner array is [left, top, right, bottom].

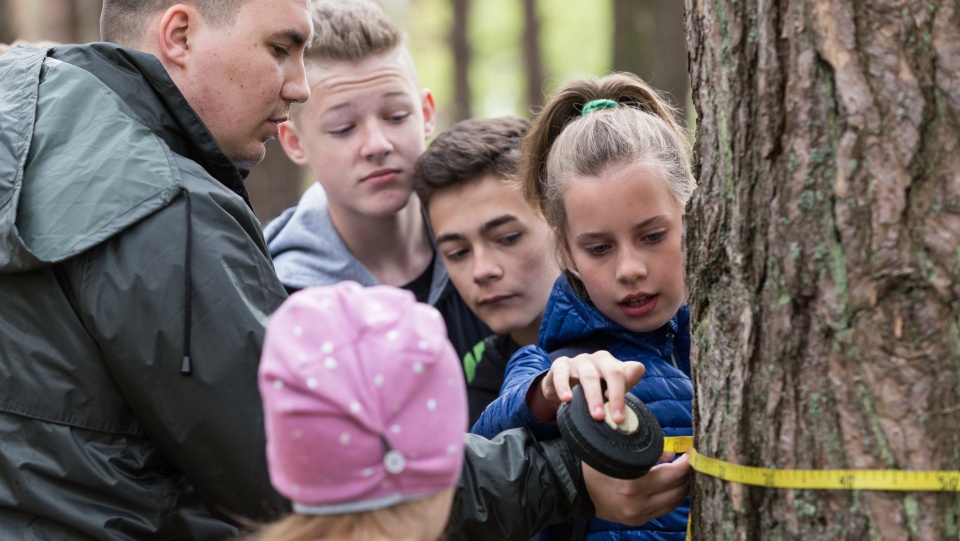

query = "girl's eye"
[[644, 230, 667, 243], [584, 244, 611, 256], [444, 248, 469, 262], [498, 233, 522, 246]]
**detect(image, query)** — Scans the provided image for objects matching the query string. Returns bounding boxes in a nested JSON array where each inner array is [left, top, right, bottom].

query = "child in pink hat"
[[257, 281, 468, 541]]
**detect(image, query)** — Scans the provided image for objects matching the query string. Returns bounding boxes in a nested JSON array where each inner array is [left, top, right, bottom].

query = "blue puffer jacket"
[[472, 276, 692, 541]]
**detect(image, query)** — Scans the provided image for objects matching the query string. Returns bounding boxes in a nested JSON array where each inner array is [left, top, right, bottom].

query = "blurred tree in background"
[[1, 0, 688, 222]]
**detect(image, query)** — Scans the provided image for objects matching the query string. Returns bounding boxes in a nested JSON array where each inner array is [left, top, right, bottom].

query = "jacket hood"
[[264, 183, 450, 304], [538, 275, 683, 354], [0, 43, 248, 273]]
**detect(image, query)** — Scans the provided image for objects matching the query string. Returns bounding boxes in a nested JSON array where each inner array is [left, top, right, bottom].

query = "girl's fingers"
[[547, 357, 573, 402], [573, 361, 606, 419]]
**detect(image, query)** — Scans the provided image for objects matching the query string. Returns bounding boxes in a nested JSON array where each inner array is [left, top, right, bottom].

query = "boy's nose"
[[361, 122, 393, 158], [473, 248, 503, 283]]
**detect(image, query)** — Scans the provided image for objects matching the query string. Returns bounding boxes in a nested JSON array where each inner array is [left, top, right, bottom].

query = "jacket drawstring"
[[180, 187, 193, 376]]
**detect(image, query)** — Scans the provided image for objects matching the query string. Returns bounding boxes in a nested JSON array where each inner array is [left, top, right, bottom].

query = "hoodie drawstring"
[[180, 187, 193, 376]]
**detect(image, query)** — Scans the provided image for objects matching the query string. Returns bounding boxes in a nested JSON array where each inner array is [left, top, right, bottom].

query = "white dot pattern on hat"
[[384, 450, 406, 474], [260, 282, 470, 511]]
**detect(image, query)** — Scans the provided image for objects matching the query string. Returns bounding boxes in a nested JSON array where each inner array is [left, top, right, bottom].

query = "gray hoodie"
[[263, 183, 491, 358]]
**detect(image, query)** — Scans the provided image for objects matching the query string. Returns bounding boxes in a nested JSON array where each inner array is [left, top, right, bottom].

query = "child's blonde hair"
[[306, 0, 403, 63], [522, 72, 696, 260], [257, 490, 452, 541]]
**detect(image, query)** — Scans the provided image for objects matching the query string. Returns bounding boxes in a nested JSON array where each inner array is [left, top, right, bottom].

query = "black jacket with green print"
[[0, 43, 594, 541], [463, 333, 520, 428]]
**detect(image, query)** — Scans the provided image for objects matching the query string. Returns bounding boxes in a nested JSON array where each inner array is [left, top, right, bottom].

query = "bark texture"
[[685, 0, 960, 539]]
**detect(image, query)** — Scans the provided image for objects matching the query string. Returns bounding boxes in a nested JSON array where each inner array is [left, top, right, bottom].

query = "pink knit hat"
[[259, 282, 468, 515]]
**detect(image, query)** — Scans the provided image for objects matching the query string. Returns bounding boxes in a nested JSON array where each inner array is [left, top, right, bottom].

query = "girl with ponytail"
[[472, 72, 696, 541]]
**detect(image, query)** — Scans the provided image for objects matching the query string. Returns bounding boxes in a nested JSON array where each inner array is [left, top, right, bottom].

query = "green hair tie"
[[581, 99, 619, 116]]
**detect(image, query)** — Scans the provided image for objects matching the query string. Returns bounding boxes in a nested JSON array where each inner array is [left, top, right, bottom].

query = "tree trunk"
[[450, 0, 471, 122], [522, 0, 545, 111], [613, 0, 688, 113], [685, 0, 960, 539]]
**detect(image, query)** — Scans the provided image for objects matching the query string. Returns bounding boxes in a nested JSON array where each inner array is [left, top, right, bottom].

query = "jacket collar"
[[539, 275, 680, 352], [49, 43, 252, 206]]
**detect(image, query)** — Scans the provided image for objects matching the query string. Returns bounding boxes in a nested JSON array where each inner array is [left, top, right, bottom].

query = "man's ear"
[[278, 121, 309, 165], [157, 4, 198, 69], [421, 88, 437, 139]]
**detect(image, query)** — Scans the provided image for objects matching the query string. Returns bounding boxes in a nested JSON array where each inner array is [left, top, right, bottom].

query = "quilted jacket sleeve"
[[470, 345, 562, 441]]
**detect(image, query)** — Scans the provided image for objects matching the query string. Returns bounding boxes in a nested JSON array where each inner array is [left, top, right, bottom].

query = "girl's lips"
[[618, 294, 658, 318]]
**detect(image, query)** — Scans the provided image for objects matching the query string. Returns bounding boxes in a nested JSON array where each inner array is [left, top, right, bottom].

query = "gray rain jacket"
[[0, 43, 594, 540]]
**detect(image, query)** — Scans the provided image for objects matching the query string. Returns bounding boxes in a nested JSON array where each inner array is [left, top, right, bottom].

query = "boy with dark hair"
[[265, 0, 490, 359], [413, 117, 561, 426]]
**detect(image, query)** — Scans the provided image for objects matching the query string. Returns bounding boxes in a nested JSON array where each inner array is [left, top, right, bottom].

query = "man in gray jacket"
[[0, 1, 665, 540]]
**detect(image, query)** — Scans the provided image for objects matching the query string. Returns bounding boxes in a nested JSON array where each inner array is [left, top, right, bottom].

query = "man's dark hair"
[[100, 0, 246, 46], [413, 116, 531, 209]]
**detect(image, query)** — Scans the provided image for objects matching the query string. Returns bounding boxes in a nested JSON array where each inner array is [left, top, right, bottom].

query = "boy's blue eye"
[[272, 45, 290, 56], [388, 111, 411, 122]]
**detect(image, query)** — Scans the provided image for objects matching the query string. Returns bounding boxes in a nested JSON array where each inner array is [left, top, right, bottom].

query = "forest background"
[[0, 0, 690, 223], [9, 2, 957, 538]]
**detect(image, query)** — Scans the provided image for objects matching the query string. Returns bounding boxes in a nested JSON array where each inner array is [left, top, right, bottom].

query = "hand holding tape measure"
[[558, 384, 960, 491]]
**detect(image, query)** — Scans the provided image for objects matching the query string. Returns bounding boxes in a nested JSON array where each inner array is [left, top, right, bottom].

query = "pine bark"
[[684, 0, 960, 539]]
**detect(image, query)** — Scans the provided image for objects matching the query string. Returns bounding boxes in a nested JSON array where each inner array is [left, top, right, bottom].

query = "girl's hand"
[[528, 350, 645, 424], [585, 454, 691, 526]]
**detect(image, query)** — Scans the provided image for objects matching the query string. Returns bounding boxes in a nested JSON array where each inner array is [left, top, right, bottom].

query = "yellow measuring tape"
[[662, 436, 960, 491]]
